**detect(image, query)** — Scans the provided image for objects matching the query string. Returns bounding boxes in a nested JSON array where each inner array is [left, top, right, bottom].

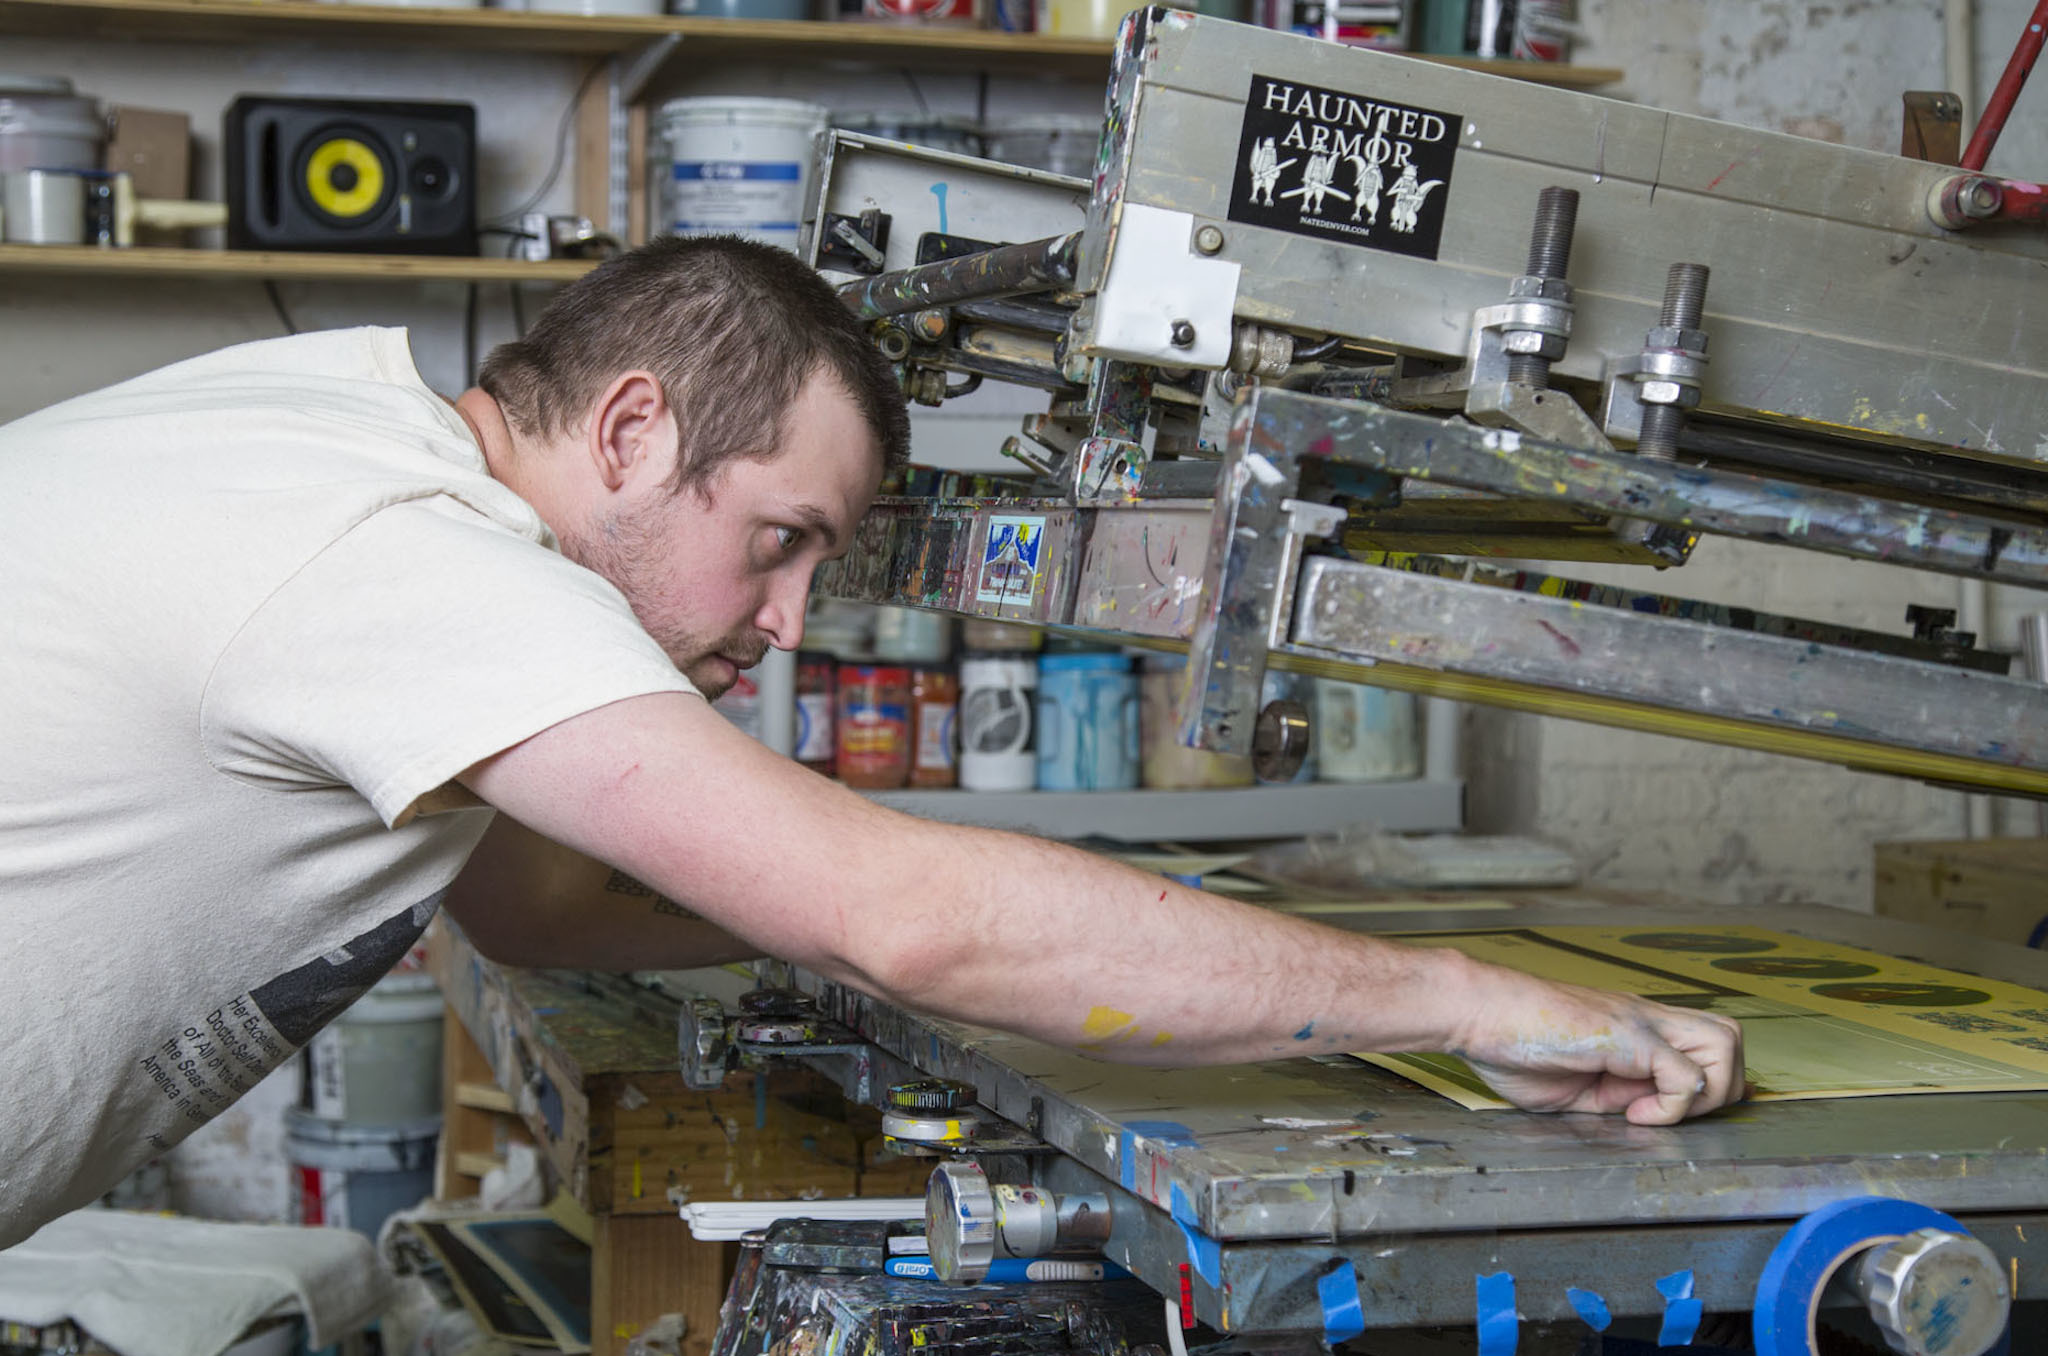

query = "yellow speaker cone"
[[304, 136, 386, 219]]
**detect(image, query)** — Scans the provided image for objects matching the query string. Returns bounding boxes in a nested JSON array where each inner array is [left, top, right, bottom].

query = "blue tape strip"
[[1122, 1122, 1196, 1196], [1656, 1269, 1701, 1348], [1119, 1121, 1197, 1192], [1565, 1288, 1611, 1333], [1754, 1196, 1970, 1356], [1317, 1261, 1365, 1346], [1125, 1120, 1201, 1145], [1169, 1183, 1222, 1286], [1475, 1272, 1517, 1356]]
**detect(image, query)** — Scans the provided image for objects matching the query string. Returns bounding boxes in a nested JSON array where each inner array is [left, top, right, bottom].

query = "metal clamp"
[[677, 986, 873, 1090], [924, 1160, 1113, 1283]]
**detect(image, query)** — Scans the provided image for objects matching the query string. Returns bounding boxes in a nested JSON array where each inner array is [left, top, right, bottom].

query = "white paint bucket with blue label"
[[649, 97, 829, 253]]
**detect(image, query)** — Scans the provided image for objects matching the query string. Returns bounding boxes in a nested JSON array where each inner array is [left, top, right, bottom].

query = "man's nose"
[[757, 571, 812, 651]]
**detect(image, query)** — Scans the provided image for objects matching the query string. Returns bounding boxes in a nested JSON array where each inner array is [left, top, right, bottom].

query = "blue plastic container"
[[1036, 652, 1139, 791]]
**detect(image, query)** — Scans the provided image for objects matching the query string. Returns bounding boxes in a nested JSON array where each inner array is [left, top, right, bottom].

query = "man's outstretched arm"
[[458, 691, 1744, 1125]]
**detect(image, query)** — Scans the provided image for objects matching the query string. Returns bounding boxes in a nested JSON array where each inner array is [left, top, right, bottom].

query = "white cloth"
[[0, 329, 696, 1249], [0, 1209, 390, 1356]]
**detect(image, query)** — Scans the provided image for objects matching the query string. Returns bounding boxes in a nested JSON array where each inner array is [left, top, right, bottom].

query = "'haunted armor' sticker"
[[1229, 73, 1460, 260]]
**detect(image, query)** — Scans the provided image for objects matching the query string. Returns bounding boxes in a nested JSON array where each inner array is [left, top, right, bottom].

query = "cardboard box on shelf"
[[1874, 838, 2048, 947], [106, 106, 192, 244]]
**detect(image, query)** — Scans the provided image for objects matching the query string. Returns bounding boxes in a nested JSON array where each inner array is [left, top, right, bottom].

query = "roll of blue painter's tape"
[[1752, 1196, 1974, 1356]]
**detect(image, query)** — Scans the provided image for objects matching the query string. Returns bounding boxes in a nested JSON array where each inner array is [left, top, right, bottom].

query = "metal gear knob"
[[927, 1160, 997, 1283], [1856, 1226, 2009, 1356]]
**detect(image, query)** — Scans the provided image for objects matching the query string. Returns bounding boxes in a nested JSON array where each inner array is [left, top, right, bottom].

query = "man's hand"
[[1450, 960, 1747, 1125]]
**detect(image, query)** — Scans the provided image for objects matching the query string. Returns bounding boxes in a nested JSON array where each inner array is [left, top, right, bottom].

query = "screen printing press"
[[679, 11, 2048, 1354], [677, 900, 2048, 1356]]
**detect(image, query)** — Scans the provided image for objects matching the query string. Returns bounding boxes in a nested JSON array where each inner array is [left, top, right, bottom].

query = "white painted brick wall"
[[1467, 2, 2044, 913]]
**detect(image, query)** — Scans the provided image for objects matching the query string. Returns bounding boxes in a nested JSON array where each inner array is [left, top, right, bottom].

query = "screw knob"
[[1857, 1227, 2009, 1356], [927, 1160, 998, 1283]]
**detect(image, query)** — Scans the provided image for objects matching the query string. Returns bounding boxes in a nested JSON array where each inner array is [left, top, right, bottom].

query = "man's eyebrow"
[[791, 503, 843, 552]]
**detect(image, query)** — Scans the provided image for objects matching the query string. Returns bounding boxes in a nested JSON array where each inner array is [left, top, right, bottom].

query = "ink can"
[[837, 663, 912, 789], [796, 652, 836, 776], [910, 665, 960, 788], [959, 653, 1038, 791], [1035, 651, 1138, 791]]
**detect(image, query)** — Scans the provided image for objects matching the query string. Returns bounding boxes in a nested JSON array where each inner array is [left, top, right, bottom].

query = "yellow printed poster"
[[1359, 926, 2048, 1107]]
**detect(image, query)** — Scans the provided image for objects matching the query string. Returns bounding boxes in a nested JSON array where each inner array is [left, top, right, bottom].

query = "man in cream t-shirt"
[[0, 237, 1744, 1250]]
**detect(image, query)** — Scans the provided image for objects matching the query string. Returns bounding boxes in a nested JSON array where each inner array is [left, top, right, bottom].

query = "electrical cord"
[[481, 225, 545, 339], [899, 68, 931, 115], [262, 279, 298, 336], [487, 59, 607, 228], [463, 282, 480, 387]]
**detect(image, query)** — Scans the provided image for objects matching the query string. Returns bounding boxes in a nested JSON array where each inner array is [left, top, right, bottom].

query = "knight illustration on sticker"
[[1229, 73, 1460, 259]]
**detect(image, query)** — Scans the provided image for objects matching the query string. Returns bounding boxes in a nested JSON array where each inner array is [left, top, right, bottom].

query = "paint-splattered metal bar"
[[1245, 388, 2048, 590], [1290, 555, 2048, 784], [837, 233, 1081, 322]]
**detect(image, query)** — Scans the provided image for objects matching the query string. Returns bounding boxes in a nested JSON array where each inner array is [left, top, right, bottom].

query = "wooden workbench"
[[425, 921, 930, 1356]]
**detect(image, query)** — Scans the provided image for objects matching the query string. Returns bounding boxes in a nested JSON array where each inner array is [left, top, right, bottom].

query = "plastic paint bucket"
[[528, 0, 664, 12], [1314, 678, 1420, 782], [648, 97, 829, 253], [959, 653, 1038, 791], [1138, 654, 1253, 789], [672, 0, 812, 18], [285, 1109, 439, 1240], [1036, 652, 1138, 791], [0, 76, 105, 175], [306, 971, 444, 1125], [831, 112, 983, 158]]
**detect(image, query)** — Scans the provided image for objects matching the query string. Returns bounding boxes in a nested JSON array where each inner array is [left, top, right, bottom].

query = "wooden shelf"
[[0, 243, 596, 283], [0, 0, 1116, 77], [0, 0, 1620, 85]]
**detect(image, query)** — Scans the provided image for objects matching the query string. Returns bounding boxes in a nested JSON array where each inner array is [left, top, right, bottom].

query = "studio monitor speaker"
[[225, 96, 477, 255]]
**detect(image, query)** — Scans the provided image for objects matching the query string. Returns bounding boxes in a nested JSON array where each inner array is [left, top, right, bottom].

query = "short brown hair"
[[479, 235, 910, 494]]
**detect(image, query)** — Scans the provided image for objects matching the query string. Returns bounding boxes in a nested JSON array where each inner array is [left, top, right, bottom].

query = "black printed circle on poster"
[[1229, 74, 1460, 260], [1621, 932, 1780, 954], [1809, 981, 1995, 1007], [1711, 956, 1881, 980]]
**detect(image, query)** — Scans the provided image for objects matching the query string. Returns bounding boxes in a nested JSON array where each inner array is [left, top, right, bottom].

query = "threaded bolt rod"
[[1525, 186, 1580, 279], [1637, 262, 1711, 461], [1507, 186, 1580, 387]]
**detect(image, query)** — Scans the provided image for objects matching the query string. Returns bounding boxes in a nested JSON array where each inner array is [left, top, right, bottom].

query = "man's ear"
[[587, 371, 679, 491]]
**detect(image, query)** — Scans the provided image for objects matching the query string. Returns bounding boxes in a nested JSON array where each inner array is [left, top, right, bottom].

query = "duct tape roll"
[[1752, 1196, 1991, 1356]]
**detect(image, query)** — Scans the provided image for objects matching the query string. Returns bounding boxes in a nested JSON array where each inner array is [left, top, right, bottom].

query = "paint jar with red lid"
[[837, 664, 913, 789]]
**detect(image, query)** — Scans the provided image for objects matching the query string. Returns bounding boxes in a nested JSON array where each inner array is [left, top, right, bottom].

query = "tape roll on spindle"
[[1752, 1195, 2001, 1356]]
